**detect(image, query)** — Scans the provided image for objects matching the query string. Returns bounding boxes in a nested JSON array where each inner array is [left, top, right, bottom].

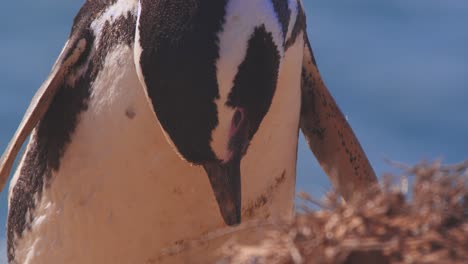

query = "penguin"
[[0, 0, 377, 263]]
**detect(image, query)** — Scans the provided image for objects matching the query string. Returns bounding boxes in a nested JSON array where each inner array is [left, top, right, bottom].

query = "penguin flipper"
[[300, 33, 378, 201], [0, 38, 89, 193]]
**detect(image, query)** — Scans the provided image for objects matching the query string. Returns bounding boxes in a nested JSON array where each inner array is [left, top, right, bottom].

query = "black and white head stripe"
[[211, 0, 286, 163], [271, 0, 291, 42], [134, 0, 306, 225], [285, 0, 306, 50]]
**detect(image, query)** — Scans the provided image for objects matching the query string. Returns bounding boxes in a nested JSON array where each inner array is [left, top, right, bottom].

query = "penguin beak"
[[203, 156, 242, 226], [203, 108, 249, 226]]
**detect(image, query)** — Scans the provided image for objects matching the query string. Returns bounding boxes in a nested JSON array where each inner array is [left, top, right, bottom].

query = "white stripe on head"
[[212, 0, 284, 162]]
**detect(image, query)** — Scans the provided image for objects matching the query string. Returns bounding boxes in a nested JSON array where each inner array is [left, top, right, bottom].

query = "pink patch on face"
[[230, 108, 245, 137], [223, 108, 245, 163]]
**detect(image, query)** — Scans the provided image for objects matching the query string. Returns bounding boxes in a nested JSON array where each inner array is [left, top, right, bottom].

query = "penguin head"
[[135, 0, 281, 225]]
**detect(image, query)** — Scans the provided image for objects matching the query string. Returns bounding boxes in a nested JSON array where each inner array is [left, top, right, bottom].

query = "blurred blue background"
[[0, 0, 467, 261]]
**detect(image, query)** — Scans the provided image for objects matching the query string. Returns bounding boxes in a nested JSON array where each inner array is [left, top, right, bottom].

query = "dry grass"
[[220, 161, 468, 263]]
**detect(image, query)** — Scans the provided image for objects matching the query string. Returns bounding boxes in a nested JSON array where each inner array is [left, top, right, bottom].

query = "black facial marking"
[[227, 25, 280, 142], [285, 1, 306, 50], [7, 2, 137, 261], [138, 0, 228, 164], [271, 0, 291, 42]]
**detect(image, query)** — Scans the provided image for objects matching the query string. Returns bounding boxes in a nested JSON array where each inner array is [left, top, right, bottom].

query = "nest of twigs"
[[220, 161, 468, 263]]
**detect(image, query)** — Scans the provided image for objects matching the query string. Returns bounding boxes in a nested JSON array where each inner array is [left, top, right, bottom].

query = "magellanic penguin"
[[0, 0, 377, 263]]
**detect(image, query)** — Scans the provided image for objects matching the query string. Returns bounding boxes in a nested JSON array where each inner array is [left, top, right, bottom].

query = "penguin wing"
[[300, 33, 378, 201], [0, 37, 89, 192]]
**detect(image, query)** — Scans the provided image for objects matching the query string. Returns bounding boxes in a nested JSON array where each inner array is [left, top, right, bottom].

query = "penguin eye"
[[232, 109, 244, 129]]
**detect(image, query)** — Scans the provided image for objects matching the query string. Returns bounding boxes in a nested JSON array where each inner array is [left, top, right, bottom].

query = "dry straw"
[[220, 161, 468, 263]]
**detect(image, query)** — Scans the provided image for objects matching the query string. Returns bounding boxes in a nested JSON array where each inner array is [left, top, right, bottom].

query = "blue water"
[[1, 1, 467, 261]]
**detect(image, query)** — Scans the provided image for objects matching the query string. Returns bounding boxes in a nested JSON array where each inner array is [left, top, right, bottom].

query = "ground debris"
[[220, 161, 468, 263]]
